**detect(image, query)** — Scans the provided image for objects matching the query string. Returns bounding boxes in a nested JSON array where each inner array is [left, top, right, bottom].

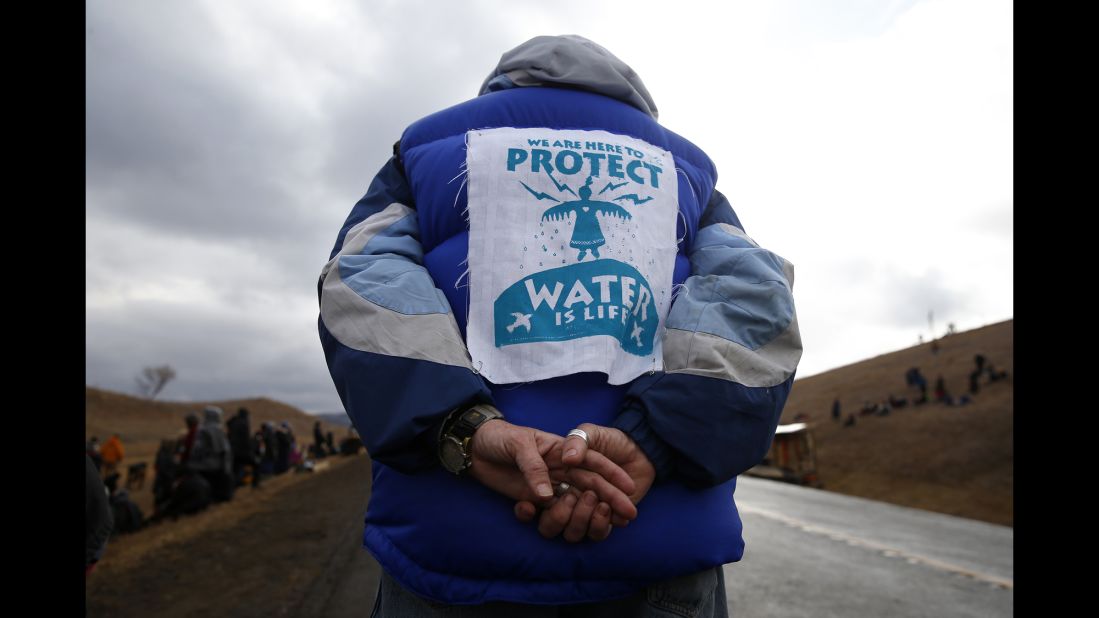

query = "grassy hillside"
[[85, 387, 350, 515], [780, 319, 1013, 526], [86, 387, 348, 460]]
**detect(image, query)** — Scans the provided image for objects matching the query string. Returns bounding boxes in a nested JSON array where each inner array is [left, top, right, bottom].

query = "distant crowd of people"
[[969, 354, 1009, 394], [828, 352, 1009, 428], [85, 408, 366, 543]]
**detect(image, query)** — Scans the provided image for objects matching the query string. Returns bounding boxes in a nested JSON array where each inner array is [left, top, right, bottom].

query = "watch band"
[[438, 405, 504, 475]]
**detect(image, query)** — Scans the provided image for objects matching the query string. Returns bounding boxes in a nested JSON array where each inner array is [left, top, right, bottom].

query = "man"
[[319, 35, 801, 614], [151, 438, 180, 517], [177, 412, 200, 465], [274, 421, 293, 474], [100, 433, 125, 477], [259, 421, 278, 477], [86, 436, 103, 473], [227, 407, 259, 487], [313, 420, 327, 459], [187, 406, 235, 502], [85, 454, 113, 576]]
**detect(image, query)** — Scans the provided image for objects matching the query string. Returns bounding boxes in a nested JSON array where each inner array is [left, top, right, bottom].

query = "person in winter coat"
[[109, 488, 144, 534], [177, 413, 200, 464], [318, 35, 801, 615], [274, 422, 293, 475], [165, 469, 212, 518], [86, 436, 103, 473], [188, 406, 235, 502], [273, 422, 294, 470], [227, 407, 257, 487], [260, 421, 278, 477], [152, 438, 180, 516], [100, 433, 125, 476], [313, 420, 326, 459], [85, 454, 113, 575]]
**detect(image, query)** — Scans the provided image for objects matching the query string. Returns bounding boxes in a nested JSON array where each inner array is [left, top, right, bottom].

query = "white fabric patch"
[[466, 127, 679, 384]]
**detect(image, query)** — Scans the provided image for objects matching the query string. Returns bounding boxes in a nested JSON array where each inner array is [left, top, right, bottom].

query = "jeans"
[[370, 566, 728, 618]]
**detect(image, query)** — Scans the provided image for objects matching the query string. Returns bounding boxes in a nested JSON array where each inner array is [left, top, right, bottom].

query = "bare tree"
[[136, 365, 177, 399]]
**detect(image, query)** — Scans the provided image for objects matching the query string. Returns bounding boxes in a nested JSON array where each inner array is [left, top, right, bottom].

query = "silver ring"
[[566, 428, 589, 444], [554, 482, 571, 496]]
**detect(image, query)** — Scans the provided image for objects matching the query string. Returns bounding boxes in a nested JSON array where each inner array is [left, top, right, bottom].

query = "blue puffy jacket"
[[319, 35, 802, 605]]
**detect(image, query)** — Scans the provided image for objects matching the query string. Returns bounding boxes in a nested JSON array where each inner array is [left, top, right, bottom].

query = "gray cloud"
[[87, 299, 340, 413], [875, 267, 972, 330], [85, 1, 542, 413], [87, 19, 329, 244]]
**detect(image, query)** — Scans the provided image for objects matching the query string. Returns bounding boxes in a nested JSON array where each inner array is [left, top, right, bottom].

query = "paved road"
[[726, 476, 1013, 617], [296, 459, 380, 618], [318, 472, 1012, 617]]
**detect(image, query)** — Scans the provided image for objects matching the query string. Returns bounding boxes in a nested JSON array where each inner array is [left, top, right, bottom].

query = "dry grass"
[[781, 319, 1013, 526], [85, 455, 370, 618]]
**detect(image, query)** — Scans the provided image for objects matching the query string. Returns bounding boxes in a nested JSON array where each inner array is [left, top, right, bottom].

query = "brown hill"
[[85, 387, 350, 516], [781, 319, 1013, 526]]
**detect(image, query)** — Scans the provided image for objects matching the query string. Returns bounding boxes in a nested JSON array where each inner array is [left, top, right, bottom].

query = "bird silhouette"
[[506, 313, 533, 333]]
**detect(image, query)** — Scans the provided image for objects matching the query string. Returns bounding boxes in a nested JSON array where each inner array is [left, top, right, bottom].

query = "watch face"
[[440, 436, 469, 474]]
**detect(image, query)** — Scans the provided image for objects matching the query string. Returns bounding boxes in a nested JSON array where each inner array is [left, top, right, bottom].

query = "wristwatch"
[[438, 405, 504, 475]]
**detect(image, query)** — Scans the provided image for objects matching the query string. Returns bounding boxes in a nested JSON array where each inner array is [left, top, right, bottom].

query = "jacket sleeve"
[[318, 154, 494, 473], [613, 190, 802, 488], [85, 454, 113, 566]]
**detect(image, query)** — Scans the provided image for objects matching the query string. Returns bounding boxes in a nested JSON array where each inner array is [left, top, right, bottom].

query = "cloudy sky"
[[86, 0, 1013, 414]]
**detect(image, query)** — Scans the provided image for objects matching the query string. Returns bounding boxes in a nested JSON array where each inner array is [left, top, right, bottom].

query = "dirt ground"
[[86, 454, 379, 617]]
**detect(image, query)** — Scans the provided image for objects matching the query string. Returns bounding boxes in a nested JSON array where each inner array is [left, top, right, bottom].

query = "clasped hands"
[[467, 420, 655, 543]]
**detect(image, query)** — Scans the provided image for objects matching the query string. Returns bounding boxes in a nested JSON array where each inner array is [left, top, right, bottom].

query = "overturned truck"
[[746, 423, 821, 487]]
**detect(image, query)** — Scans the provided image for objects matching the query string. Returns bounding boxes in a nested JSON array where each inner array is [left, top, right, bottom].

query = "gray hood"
[[478, 35, 658, 120], [203, 405, 224, 425]]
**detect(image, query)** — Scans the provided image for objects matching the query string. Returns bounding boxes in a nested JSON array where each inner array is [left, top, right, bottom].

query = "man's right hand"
[[515, 423, 656, 542], [561, 424, 656, 506], [467, 420, 637, 523]]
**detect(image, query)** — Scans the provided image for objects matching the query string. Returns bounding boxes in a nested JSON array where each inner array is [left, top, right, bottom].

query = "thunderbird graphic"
[[540, 176, 634, 261]]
